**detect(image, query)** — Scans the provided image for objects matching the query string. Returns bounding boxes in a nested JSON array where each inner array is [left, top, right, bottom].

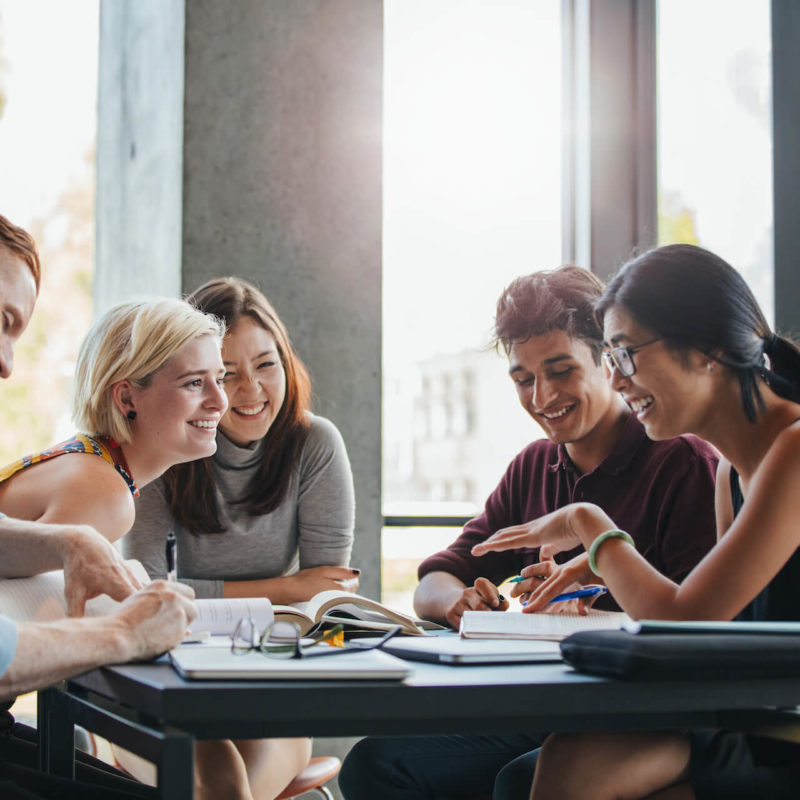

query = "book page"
[[318, 613, 410, 633], [272, 604, 315, 635], [189, 597, 274, 636], [460, 610, 630, 641], [305, 590, 427, 635]]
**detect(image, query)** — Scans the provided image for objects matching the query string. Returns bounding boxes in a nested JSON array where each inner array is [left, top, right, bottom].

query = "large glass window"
[[0, 0, 98, 736], [382, 1, 562, 611], [0, 0, 98, 464], [657, 0, 772, 322]]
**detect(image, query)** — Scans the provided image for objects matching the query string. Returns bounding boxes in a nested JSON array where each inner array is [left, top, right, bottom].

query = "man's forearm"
[[413, 571, 467, 625], [0, 617, 128, 701], [0, 516, 71, 577]]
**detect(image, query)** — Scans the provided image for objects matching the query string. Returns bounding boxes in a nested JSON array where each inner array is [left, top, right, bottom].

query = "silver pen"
[[166, 530, 177, 582]]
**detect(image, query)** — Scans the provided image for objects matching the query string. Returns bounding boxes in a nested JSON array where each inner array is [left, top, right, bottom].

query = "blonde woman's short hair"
[[73, 298, 225, 443]]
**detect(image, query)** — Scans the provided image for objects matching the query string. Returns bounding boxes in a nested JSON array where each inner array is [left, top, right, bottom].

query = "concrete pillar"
[[96, 0, 185, 300], [562, 0, 657, 280], [772, 0, 800, 335], [96, 0, 382, 596], [97, 4, 382, 786]]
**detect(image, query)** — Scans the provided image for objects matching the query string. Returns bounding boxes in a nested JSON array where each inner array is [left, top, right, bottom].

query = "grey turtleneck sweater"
[[123, 414, 355, 598]]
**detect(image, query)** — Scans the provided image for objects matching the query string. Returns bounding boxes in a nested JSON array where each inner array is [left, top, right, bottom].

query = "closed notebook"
[[170, 644, 411, 680], [460, 609, 630, 641]]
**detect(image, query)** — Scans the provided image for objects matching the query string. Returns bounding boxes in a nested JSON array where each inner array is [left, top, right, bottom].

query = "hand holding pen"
[[509, 579, 607, 605], [508, 552, 602, 613], [444, 577, 509, 630]]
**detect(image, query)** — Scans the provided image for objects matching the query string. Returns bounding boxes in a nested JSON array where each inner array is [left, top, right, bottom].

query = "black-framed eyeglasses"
[[230, 618, 402, 659], [603, 338, 662, 378]]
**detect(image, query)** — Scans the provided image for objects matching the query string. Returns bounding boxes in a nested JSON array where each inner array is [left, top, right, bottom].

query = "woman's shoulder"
[[745, 417, 800, 496], [765, 417, 800, 467], [302, 413, 347, 450], [4, 447, 135, 540], [1, 435, 126, 489], [296, 413, 352, 476], [42, 448, 132, 497]]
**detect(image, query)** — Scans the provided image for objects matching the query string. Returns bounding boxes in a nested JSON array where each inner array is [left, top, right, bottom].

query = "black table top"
[[64, 655, 800, 740]]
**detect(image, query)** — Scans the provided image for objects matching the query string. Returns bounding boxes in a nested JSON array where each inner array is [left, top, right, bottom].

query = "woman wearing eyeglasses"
[[474, 244, 800, 800]]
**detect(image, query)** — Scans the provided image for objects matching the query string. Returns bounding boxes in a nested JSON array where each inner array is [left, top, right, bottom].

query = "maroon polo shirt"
[[417, 413, 719, 611]]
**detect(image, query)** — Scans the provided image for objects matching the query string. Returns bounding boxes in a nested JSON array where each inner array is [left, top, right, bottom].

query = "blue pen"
[[520, 585, 608, 607], [547, 586, 607, 604]]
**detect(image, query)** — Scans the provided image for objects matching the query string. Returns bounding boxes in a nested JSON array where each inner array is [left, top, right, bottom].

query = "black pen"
[[166, 530, 177, 582]]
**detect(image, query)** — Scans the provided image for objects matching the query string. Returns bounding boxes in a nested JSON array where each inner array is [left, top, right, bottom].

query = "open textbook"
[[460, 609, 631, 641], [273, 590, 441, 636], [0, 560, 273, 638]]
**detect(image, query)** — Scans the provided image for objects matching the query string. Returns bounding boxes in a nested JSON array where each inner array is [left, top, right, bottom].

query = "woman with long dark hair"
[[124, 277, 356, 799], [474, 244, 800, 799]]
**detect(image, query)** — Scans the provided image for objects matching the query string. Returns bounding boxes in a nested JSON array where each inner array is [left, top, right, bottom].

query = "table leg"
[[37, 687, 75, 778], [156, 732, 195, 800]]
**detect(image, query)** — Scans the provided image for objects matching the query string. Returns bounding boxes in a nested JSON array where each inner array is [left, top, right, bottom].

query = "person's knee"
[[532, 733, 604, 800], [538, 731, 592, 765], [493, 748, 540, 800], [340, 737, 397, 800]]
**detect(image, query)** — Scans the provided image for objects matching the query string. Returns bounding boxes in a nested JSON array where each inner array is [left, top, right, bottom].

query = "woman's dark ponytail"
[[762, 333, 800, 405]]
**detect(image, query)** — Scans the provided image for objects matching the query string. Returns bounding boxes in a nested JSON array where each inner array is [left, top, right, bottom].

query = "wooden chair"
[[275, 755, 341, 800]]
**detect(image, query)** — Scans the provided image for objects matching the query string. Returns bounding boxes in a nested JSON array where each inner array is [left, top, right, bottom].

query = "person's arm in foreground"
[[473, 427, 800, 621], [0, 580, 196, 702], [0, 515, 145, 615]]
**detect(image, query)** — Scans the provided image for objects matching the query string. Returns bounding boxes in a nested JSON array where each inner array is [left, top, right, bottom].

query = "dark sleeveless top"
[[731, 466, 800, 621]]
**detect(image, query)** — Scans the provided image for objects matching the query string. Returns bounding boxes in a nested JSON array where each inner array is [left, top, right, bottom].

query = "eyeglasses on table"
[[231, 618, 403, 659]]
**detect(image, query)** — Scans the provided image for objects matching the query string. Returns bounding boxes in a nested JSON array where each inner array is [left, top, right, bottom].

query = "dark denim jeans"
[[339, 732, 544, 800]]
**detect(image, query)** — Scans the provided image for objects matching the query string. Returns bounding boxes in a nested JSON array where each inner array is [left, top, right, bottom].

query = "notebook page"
[[460, 610, 630, 640], [189, 597, 274, 635]]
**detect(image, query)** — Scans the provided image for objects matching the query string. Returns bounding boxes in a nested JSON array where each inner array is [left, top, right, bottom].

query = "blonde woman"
[[0, 298, 227, 540], [0, 299, 273, 799]]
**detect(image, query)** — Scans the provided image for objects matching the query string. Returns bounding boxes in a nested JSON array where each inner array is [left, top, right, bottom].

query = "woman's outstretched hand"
[[471, 503, 616, 561], [471, 506, 584, 559]]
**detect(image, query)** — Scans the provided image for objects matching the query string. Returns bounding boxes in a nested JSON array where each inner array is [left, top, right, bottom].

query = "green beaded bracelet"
[[588, 529, 634, 576]]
